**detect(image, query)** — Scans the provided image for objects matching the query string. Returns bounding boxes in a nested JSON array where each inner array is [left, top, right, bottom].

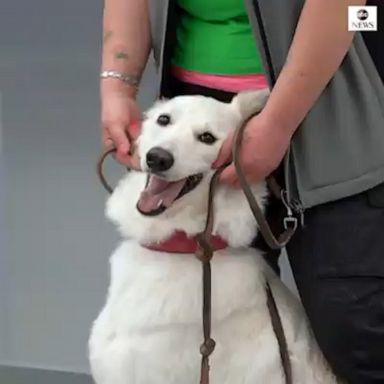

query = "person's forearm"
[[102, 0, 151, 96], [261, 0, 366, 133]]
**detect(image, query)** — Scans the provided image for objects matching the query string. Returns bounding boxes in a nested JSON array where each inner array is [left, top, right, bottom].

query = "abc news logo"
[[348, 6, 377, 31]]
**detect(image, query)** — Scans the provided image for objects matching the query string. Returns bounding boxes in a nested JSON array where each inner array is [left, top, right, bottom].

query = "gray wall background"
[[0, 0, 296, 375]]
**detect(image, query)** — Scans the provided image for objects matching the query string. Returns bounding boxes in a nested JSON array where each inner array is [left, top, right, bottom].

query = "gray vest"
[[149, 0, 384, 209]]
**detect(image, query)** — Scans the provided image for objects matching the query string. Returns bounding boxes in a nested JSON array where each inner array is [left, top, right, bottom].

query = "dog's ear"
[[230, 89, 270, 121]]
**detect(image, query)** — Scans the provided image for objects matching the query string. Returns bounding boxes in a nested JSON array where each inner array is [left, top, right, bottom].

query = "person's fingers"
[[221, 162, 265, 187], [108, 125, 130, 156], [114, 122, 141, 169], [125, 121, 142, 157], [116, 150, 141, 170], [218, 164, 240, 187], [102, 120, 142, 169], [102, 132, 114, 150], [129, 151, 141, 170], [126, 101, 142, 141], [128, 120, 141, 141], [212, 134, 234, 169]]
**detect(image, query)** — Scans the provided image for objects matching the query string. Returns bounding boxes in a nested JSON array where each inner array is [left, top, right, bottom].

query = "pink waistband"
[[171, 66, 269, 93]]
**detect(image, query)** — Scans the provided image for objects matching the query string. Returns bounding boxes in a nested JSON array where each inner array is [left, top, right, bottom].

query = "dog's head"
[[106, 90, 269, 246], [135, 89, 269, 216]]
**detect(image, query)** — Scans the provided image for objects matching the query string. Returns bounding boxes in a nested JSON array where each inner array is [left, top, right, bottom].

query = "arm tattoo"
[[114, 51, 129, 60]]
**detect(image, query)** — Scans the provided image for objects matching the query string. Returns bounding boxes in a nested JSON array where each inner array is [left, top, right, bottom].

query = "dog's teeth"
[[157, 200, 163, 208]]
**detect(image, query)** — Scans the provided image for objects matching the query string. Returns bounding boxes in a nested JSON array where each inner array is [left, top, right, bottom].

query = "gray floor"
[[0, 365, 92, 384]]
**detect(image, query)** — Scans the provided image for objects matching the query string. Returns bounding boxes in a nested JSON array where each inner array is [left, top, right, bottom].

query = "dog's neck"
[[106, 171, 268, 249], [143, 230, 228, 253]]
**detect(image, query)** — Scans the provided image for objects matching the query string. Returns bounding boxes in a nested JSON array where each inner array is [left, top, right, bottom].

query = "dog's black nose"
[[146, 147, 174, 172]]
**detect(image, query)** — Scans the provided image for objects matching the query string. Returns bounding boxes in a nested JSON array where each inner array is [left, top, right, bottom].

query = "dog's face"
[[135, 90, 269, 216]]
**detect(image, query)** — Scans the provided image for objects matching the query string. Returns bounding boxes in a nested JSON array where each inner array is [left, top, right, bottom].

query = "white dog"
[[89, 90, 337, 384]]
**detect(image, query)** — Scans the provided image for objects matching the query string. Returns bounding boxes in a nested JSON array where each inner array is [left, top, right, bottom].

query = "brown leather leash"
[[97, 147, 119, 193], [232, 116, 297, 251], [96, 116, 294, 384]]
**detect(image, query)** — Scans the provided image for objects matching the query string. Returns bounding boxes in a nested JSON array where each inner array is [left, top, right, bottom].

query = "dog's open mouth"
[[136, 173, 203, 216]]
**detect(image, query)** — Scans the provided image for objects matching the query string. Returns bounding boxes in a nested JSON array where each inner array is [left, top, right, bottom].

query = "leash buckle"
[[283, 216, 298, 231]]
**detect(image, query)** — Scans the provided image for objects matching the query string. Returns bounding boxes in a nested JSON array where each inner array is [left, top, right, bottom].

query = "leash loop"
[[97, 147, 117, 194], [96, 144, 142, 194], [232, 116, 297, 251]]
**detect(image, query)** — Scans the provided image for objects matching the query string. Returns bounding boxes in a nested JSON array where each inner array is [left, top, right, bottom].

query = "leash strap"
[[194, 116, 294, 384], [232, 118, 293, 383], [266, 282, 293, 384], [194, 165, 225, 384], [194, 165, 292, 384], [97, 148, 117, 194]]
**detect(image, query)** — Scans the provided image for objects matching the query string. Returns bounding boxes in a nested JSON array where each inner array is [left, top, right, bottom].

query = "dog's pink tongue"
[[137, 175, 186, 213]]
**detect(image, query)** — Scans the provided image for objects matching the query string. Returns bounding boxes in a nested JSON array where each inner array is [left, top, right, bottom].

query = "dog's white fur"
[[89, 91, 337, 384]]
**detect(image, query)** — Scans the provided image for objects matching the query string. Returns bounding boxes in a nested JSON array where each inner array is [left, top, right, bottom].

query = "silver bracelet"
[[100, 70, 140, 87]]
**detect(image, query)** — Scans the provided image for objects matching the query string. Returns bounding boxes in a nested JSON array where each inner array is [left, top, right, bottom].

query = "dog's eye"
[[197, 132, 217, 145], [157, 114, 171, 126]]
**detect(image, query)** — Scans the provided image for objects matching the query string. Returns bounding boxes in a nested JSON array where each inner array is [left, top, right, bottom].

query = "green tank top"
[[172, 0, 265, 75]]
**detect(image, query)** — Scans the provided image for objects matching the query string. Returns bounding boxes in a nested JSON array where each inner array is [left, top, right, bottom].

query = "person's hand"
[[213, 112, 293, 187], [101, 79, 141, 169]]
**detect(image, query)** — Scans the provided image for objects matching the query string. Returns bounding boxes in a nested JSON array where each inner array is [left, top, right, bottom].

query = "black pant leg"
[[287, 182, 384, 384], [167, 77, 235, 103]]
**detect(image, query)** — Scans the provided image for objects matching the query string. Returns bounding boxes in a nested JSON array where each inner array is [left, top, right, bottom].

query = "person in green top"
[[172, 0, 264, 75], [100, 1, 384, 383]]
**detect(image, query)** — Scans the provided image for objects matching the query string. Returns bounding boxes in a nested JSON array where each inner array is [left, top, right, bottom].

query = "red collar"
[[143, 230, 228, 254]]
